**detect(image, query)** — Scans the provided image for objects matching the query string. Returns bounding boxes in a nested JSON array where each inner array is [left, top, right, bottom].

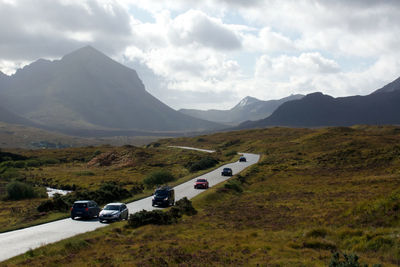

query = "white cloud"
[[2, 0, 400, 110]]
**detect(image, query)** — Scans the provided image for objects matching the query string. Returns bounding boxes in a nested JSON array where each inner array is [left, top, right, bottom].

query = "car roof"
[[74, 200, 92, 203], [223, 167, 232, 170], [104, 203, 124, 206]]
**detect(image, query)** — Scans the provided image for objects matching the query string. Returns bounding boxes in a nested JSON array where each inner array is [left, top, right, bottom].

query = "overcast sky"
[[1, 0, 400, 110]]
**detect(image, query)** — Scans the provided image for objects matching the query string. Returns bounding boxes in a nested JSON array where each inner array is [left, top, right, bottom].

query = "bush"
[[128, 209, 176, 228], [143, 170, 175, 189], [6, 181, 36, 200], [329, 251, 381, 267], [13, 161, 26, 168], [128, 198, 197, 228], [224, 179, 243, 193], [188, 157, 218, 172], [40, 158, 60, 165], [170, 197, 197, 218], [74, 171, 95, 176], [224, 150, 237, 157], [305, 228, 329, 238], [37, 194, 70, 212], [26, 159, 41, 167]]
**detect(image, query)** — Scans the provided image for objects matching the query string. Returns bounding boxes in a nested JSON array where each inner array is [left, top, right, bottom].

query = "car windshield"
[[197, 179, 207, 182], [104, 205, 120, 211], [223, 168, 231, 171], [73, 203, 87, 208], [155, 190, 168, 197]]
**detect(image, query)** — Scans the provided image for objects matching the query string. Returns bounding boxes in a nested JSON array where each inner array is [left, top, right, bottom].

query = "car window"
[[104, 205, 120, 211], [73, 203, 87, 208]]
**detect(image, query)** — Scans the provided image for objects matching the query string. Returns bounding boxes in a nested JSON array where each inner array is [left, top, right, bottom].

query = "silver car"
[[99, 203, 129, 222]]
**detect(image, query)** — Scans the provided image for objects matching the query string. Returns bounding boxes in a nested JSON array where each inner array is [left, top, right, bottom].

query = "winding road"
[[0, 147, 259, 262]]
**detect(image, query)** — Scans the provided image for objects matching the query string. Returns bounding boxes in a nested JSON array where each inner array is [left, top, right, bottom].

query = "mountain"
[[371, 76, 400, 94], [0, 105, 39, 126], [179, 94, 304, 125], [238, 77, 400, 129], [0, 46, 222, 134]]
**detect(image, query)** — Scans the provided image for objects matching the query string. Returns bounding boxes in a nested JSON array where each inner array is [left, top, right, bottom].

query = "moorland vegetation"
[[3, 125, 400, 266]]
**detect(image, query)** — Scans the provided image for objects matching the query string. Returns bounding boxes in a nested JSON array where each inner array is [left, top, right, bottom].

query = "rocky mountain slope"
[[0, 46, 222, 134], [179, 94, 303, 125], [238, 77, 400, 129]]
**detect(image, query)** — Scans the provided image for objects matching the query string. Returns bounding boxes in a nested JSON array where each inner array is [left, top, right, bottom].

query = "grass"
[[0, 145, 237, 233], [3, 125, 400, 266]]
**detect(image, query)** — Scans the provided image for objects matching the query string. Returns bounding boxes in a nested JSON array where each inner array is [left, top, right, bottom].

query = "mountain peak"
[[61, 45, 109, 62], [236, 96, 260, 108]]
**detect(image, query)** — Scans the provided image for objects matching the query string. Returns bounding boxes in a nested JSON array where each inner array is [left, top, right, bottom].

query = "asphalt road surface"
[[0, 148, 259, 262]]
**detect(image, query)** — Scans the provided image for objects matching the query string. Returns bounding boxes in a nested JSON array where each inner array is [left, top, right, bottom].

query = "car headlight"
[[164, 197, 168, 201]]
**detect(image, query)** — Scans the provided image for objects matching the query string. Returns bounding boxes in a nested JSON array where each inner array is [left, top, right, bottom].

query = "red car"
[[194, 178, 209, 189]]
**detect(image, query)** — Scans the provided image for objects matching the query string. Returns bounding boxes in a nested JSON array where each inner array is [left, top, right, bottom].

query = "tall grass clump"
[[187, 157, 218, 172], [6, 181, 36, 200], [143, 170, 175, 188]]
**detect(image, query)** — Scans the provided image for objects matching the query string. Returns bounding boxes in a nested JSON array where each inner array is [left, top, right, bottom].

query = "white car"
[[99, 203, 129, 222]]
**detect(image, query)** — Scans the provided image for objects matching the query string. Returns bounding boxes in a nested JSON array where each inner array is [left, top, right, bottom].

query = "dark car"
[[99, 203, 129, 222], [71, 200, 100, 220], [239, 156, 247, 162], [221, 167, 233, 176], [152, 186, 175, 207], [194, 178, 209, 189]]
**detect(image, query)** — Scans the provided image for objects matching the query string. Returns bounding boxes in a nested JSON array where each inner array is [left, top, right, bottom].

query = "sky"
[[1, 0, 400, 110]]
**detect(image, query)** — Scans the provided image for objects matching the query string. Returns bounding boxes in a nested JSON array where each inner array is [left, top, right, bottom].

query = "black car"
[[221, 167, 233, 176], [152, 186, 175, 207], [239, 156, 247, 162], [71, 200, 100, 220]]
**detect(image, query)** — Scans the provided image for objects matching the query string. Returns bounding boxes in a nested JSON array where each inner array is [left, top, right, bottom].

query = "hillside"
[[179, 94, 303, 125], [5, 126, 400, 266], [0, 122, 160, 149], [238, 78, 400, 129], [0, 46, 222, 134]]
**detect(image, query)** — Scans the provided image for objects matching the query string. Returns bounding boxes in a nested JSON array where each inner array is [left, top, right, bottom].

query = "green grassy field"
[[3, 125, 400, 266]]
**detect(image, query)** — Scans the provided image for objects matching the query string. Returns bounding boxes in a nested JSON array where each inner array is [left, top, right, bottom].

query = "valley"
[[2, 126, 400, 266]]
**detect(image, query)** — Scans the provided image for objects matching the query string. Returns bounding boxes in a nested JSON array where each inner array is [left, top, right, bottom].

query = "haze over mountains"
[[1, 45, 400, 142], [238, 77, 400, 129], [179, 94, 304, 125], [0, 46, 222, 135]]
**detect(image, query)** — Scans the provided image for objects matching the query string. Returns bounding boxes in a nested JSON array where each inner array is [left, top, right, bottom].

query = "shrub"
[[74, 171, 95, 176], [224, 179, 243, 193], [128, 209, 176, 228], [143, 170, 175, 189], [37, 194, 70, 212], [170, 197, 197, 218], [26, 159, 41, 167], [40, 158, 60, 165], [302, 239, 336, 250], [329, 251, 381, 267], [6, 181, 36, 200], [128, 198, 197, 228], [305, 228, 329, 238], [224, 150, 237, 157], [0, 168, 23, 180], [188, 157, 218, 172], [130, 183, 144, 194], [13, 161, 26, 168]]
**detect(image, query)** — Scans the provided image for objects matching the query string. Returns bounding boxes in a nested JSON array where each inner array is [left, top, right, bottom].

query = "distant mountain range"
[[238, 76, 400, 129], [0, 46, 222, 135], [179, 94, 304, 125]]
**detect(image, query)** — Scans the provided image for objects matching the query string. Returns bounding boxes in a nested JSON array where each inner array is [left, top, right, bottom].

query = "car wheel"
[[71, 216, 75, 220]]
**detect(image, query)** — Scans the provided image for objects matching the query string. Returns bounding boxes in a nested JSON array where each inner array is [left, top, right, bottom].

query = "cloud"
[[167, 10, 241, 50], [0, 0, 132, 61]]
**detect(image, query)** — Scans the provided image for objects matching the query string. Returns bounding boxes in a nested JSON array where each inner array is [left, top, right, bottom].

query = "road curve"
[[0, 148, 259, 262]]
